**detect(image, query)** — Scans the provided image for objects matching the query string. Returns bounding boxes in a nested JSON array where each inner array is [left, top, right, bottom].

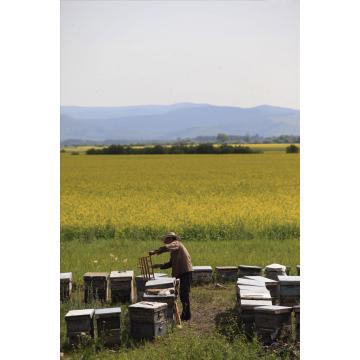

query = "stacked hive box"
[[238, 265, 262, 278], [129, 301, 168, 340], [264, 264, 287, 281], [254, 305, 293, 345], [145, 277, 176, 291], [65, 309, 95, 345], [294, 305, 300, 341], [192, 266, 213, 284], [235, 278, 272, 336], [278, 276, 300, 306], [109, 271, 134, 303], [215, 266, 238, 283], [60, 272, 72, 302], [244, 276, 280, 305], [143, 290, 176, 323], [84, 272, 109, 303], [94, 308, 121, 346], [135, 273, 167, 301]]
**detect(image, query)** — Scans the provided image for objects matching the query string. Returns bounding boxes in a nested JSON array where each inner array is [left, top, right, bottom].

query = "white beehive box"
[[238, 265, 262, 278], [192, 266, 213, 284], [94, 307, 121, 346], [109, 270, 135, 304], [65, 309, 95, 345], [60, 272, 72, 302]]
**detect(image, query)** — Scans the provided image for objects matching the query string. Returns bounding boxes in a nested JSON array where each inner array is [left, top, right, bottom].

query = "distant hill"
[[60, 103, 299, 142]]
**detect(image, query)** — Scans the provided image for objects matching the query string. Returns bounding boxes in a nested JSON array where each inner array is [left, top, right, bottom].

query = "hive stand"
[[135, 273, 167, 301], [238, 265, 262, 278], [192, 266, 213, 285], [65, 309, 95, 346], [278, 276, 300, 306], [254, 305, 293, 345], [60, 272, 72, 302], [215, 266, 238, 283], [128, 301, 168, 340], [109, 270, 134, 304], [95, 308, 121, 347], [83, 272, 109, 303]]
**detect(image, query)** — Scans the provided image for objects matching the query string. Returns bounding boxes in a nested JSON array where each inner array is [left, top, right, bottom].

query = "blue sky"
[[61, 0, 299, 109]]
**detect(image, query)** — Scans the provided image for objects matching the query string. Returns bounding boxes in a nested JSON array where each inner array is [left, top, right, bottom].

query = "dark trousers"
[[177, 272, 192, 321]]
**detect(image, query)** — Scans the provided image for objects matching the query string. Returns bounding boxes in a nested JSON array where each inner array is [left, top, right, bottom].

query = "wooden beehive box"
[[65, 309, 94, 345], [192, 266, 213, 284], [135, 273, 167, 301], [145, 277, 176, 291], [109, 270, 134, 304], [143, 292, 176, 323], [238, 265, 262, 278], [215, 266, 238, 283], [60, 272, 72, 302], [128, 301, 168, 340], [244, 276, 280, 305], [293, 305, 300, 341], [278, 275, 300, 306], [94, 307, 121, 346], [264, 264, 287, 281], [83, 272, 109, 303], [254, 305, 292, 345]]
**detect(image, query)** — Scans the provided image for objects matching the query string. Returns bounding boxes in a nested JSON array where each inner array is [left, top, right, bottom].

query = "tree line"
[[86, 143, 260, 155]]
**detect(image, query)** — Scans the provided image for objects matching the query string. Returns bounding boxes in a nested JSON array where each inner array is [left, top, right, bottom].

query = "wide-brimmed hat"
[[161, 232, 180, 241]]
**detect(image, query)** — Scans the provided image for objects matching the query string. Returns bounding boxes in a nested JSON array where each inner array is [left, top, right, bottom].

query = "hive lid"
[[145, 277, 176, 287], [60, 272, 72, 280], [237, 285, 270, 294], [83, 272, 109, 279], [143, 292, 175, 299], [238, 265, 262, 270], [65, 309, 94, 318], [243, 276, 278, 284], [215, 266, 238, 270], [193, 266, 213, 272], [237, 278, 266, 287], [254, 305, 292, 314], [94, 307, 121, 317], [136, 273, 167, 279], [110, 270, 134, 279], [265, 264, 286, 271], [278, 275, 300, 285], [129, 301, 168, 310]]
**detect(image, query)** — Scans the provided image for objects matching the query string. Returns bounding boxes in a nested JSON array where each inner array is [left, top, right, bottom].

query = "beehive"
[[264, 264, 287, 281], [145, 277, 176, 291], [238, 265, 262, 278], [129, 301, 168, 340], [278, 276, 300, 306], [192, 266, 213, 284], [83, 272, 109, 303], [135, 273, 167, 301], [254, 305, 292, 345], [294, 305, 300, 341], [143, 291, 176, 323], [109, 270, 134, 304], [65, 309, 94, 345], [60, 272, 72, 302], [215, 266, 238, 283], [244, 276, 280, 305], [94, 307, 121, 346]]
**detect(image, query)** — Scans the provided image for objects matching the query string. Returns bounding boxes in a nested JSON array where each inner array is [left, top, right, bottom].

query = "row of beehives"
[[60, 263, 300, 303], [64, 277, 178, 346], [235, 263, 300, 345]]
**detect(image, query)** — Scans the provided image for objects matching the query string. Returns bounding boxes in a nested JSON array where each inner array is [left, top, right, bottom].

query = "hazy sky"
[[61, 0, 299, 109]]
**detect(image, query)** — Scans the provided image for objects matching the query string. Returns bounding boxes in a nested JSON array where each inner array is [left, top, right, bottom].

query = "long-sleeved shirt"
[[158, 240, 193, 277]]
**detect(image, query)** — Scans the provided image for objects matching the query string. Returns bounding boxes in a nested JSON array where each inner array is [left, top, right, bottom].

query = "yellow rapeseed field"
[[60, 152, 299, 241]]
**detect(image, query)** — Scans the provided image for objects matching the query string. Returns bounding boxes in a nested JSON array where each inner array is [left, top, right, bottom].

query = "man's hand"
[[152, 263, 161, 269], [149, 250, 158, 256]]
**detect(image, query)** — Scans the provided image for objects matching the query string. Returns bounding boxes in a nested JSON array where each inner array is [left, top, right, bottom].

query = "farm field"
[[60, 151, 299, 359]]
